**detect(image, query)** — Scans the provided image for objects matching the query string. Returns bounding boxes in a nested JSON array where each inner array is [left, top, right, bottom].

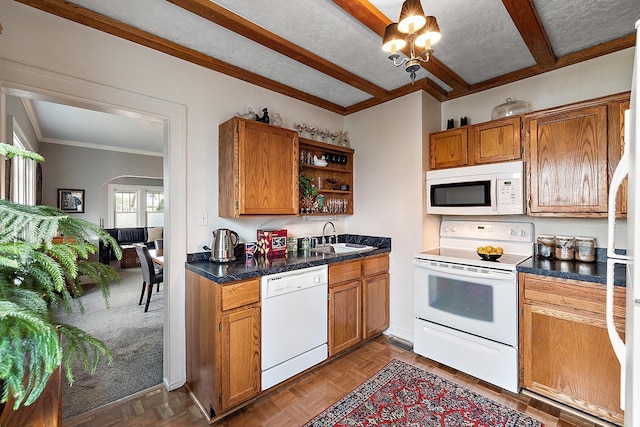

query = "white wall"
[[438, 49, 635, 249], [38, 143, 162, 226], [345, 91, 430, 341]]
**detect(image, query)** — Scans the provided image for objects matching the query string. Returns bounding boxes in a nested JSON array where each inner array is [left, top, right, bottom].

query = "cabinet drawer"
[[363, 255, 389, 277], [521, 274, 625, 319], [221, 278, 260, 311], [329, 260, 362, 284]]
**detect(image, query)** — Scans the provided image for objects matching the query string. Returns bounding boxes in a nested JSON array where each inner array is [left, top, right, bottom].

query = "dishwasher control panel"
[[261, 265, 328, 299]]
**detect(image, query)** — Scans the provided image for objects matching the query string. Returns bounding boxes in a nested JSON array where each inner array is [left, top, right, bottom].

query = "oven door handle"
[[415, 261, 515, 281]]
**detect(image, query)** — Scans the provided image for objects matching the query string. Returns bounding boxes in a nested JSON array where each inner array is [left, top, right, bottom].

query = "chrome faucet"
[[322, 221, 336, 245]]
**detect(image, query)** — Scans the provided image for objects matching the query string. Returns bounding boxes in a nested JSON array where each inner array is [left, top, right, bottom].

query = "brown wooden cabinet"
[[185, 270, 261, 419], [608, 98, 630, 217], [526, 105, 608, 216], [429, 127, 469, 169], [299, 137, 354, 215], [328, 254, 389, 356], [429, 117, 521, 170], [362, 255, 390, 339], [525, 92, 630, 217], [519, 273, 626, 425], [219, 117, 299, 217], [472, 116, 522, 165]]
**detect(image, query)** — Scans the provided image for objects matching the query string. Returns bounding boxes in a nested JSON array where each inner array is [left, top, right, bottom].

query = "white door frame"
[[0, 59, 188, 390]]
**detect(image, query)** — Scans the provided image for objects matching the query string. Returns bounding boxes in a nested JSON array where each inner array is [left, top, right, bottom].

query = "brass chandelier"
[[381, 0, 441, 84]]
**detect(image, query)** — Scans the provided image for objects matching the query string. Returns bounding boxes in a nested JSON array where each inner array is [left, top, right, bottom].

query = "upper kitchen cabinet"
[[219, 117, 299, 217], [429, 117, 521, 170], [608, 98, 630, 217], [429, 127, 468, 169], [299, 138, 354, 215], [525, 92, 630, 217], [472, 117, 522, 165]]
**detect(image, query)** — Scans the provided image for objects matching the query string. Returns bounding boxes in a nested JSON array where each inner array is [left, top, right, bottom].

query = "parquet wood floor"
[[63, 335, 615, 427]]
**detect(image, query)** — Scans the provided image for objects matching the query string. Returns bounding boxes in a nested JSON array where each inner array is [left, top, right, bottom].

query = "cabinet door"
[[239, 120, 299, 215], [521, 304, 624, 425], [527, 105, 608, 215], [220, 306, 261, 411], [362, 272, 389, 339], [472, 117, 521, 164], [608, 99, 630, 217], [429, 128, 468, 169], [219, 118, 299, 217], [328, 280, 362, 356]]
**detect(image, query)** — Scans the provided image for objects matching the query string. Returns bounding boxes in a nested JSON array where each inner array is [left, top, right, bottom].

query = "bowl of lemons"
[[477, 245, 504, 261]]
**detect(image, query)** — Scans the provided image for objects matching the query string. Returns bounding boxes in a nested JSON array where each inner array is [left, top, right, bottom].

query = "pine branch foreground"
[[1, 143, 122, 410]]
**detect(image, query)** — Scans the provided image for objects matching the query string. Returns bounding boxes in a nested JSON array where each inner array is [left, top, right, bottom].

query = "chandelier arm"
[[388, 54, 409, 68]]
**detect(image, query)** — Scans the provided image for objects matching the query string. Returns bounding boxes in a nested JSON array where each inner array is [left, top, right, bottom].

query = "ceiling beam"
[[345, 77, 448, 115], [15, 0, 348, 114], [501, 0, 556, 67], [332, 0, 469, 92], [168, 0, 390, 99]]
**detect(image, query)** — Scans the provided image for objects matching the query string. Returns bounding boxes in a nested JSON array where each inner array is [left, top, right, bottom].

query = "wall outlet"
[[199, 210, 208, 226]]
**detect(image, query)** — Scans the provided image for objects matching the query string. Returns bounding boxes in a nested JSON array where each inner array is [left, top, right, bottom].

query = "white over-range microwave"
[[426, 161, 524, 215]]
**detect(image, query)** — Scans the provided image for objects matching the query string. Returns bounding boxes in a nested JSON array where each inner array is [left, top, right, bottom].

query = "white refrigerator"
[[607, 18, 640, 427]]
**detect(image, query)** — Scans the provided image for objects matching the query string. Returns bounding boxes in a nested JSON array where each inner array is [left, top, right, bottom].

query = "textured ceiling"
[[11, 0, 640, 153]]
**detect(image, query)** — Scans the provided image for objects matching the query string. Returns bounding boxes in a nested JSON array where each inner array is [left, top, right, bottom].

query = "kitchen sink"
[[310, 243, 377, 255]]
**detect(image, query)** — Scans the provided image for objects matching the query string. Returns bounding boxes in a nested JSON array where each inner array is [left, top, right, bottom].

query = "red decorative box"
[[256, 229, 288, 257]]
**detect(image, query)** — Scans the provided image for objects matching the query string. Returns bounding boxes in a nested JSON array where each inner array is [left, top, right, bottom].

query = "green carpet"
[[56, 264, 164, 419]]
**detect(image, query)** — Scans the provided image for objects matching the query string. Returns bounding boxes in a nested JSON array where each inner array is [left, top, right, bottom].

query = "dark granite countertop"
[[186, 234, 391, 284], [517, 256, 626, 287]]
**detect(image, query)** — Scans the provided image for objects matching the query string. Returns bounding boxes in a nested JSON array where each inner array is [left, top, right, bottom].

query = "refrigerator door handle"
[[605, 258, 626, 364], [607, 146, 630, 261]]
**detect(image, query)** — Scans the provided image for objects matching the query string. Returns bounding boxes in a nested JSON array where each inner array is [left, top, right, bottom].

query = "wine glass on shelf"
[[295, 123, 307, 137], [330, 132, 339, 145], [307, 126, 316, 140], [319, 129, 327, 142]]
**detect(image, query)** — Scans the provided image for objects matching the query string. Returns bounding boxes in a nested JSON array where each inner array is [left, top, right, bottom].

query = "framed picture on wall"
[[58, 189, 85, 213]]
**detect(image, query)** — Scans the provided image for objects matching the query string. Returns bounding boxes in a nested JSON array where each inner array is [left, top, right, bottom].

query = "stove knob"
[[509, 228, 516, 236], [520, 230, 527, 237]]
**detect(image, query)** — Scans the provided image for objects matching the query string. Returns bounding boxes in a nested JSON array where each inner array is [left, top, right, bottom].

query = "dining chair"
[[154, 238, 164, 256], [134, 243, 163, 312]]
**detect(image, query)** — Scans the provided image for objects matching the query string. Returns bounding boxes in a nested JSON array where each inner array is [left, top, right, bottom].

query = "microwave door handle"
[[491, 179, 498, 211]]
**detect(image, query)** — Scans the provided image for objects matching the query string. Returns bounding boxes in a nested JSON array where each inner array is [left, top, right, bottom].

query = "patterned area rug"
[[305, 359, 543, 427]]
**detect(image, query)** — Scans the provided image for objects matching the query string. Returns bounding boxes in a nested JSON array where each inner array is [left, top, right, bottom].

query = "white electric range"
[[413, 220, 534, 392]]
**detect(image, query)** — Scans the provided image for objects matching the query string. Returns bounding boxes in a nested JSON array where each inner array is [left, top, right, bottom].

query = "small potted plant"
[[0, 143, 121, 421], [299, 173, 318, 214]]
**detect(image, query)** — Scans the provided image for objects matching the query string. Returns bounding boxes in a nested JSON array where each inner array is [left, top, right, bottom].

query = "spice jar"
[[575, 237, 596, 262], [555, 236, 575, 260], [537, 234, 555, 259]]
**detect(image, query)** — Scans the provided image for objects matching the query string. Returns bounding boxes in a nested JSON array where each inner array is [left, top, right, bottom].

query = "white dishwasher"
[[261, 265, 328, 391]]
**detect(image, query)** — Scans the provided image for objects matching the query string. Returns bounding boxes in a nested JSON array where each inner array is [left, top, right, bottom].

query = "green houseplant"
[[0, 142, 121, 411], [299, 173, 318, 213]]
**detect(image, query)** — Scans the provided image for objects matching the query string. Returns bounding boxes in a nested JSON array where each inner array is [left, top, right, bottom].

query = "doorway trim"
[[0, 58, 188, 390]]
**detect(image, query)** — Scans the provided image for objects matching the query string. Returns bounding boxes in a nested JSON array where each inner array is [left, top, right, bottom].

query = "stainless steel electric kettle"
[[210, 228, 240, 262]]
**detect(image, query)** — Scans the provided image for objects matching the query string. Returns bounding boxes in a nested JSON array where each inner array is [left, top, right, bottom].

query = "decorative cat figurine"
[[256, 107, 270, 123]]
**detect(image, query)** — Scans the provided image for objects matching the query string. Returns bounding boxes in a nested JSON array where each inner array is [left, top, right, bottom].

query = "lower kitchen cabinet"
[[328, 279, 362, 355], [519, 273, 626, 425], [185, 270, 261, 419], [328, 254, 390, 356]]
